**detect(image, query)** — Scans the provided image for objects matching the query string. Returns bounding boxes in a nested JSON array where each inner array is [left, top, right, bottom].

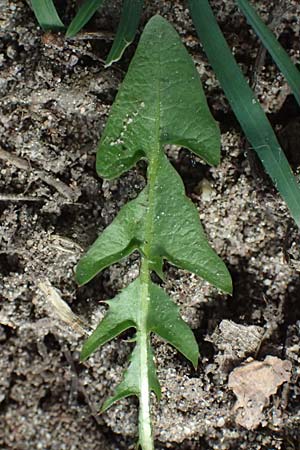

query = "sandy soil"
[[0, 1, 300, 449]]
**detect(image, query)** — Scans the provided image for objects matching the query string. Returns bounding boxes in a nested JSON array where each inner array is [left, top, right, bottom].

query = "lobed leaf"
[[105, 0, 144, 67], [77, 152, 231, 292], [76, 14, 231, 290], [77, 16, 231, 447], [189, 0, 300, 228], [81, 277, 198, 410], [101, 339, 161, 412], [81, 278, 199, 367], [96, 15, 221, 180]]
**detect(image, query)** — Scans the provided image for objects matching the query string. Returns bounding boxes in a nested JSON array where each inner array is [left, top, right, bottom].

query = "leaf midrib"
[[137, 34, 163, 450]]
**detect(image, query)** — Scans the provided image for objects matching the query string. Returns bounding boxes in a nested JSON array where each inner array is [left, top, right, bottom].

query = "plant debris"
[[228, 355, 292, 430]]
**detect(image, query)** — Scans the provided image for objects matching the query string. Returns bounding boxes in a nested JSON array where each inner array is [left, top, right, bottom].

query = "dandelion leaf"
[[81, 278, 198, 363], [101, 340, 161, 412], [81, 277, 198, 408], [76, 16, 232, 442], [77, 151, 231, 292], [147, 281, 199, 367], [76, 15, 231, 292], [76, 190, 147, 285], [96, 16, 221, 180]]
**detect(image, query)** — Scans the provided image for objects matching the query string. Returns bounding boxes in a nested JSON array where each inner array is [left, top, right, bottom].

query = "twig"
[[0, 147, 81, 202], [35, 169, 80, 201], [67, 31, 114, 41], [0, 194, 43, 202], [0, 147, 30, 170]]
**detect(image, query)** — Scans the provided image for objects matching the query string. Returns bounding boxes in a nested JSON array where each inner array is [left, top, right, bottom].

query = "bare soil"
[[0, 1, 300, 449]]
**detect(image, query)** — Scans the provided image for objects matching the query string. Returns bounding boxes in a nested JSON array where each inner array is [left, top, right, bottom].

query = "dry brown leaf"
[[228, 356, 292, 430]]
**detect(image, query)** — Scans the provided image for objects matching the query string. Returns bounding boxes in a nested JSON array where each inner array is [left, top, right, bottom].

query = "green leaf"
[[147, 281, 199, 367], [77, 15, 231, 292], [97, 16, 221, 180], [77, 154, 231, 292], [30, 0, 65, 31], [77, 16, 231, 449], [76, 189, 147, 286], [80, 279, 140, 361], [101, 339, 161, 412], [81, 278, 199, 367], [236, 0, 300, 106], [105, 0, 144, 67], [189, 0, 300, 228], [81, 277, 198, 412], [66, 0, 105, 38]]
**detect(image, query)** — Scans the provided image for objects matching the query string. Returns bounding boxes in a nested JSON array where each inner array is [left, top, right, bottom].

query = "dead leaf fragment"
[[228, 356, 292, 430], [38, 279, 90, 335]]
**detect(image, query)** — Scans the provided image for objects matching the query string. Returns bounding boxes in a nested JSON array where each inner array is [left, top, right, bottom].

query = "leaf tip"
[[192, 353, 199, 370], [155, 389, 162, 402], [224, 275, 233, 295], [79, 346, 89, 362]]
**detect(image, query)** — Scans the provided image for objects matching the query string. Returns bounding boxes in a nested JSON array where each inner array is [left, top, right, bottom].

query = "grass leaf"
[[76, 16, 231, 449], [105, 0, 144, 67], [66, 0, 105, 38], [189, 0, 300, 227], [236, 0, 300, 106], [30, 0, 65, 31]]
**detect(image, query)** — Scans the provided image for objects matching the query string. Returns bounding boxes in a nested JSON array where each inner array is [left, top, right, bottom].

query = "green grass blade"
[[105, 0, 144, 67], [66, 0, 105, 38], [236, 0, 300, 106], [189, 0, 300, 227], [30, 0, 65, 31]]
